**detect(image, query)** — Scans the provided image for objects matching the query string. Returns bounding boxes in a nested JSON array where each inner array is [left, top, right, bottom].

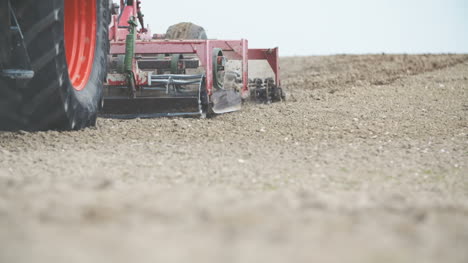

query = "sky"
[[133, 0, 467, 56]]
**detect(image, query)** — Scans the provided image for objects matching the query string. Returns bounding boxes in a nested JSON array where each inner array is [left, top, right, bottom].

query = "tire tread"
[[0, 0, 110, 131]]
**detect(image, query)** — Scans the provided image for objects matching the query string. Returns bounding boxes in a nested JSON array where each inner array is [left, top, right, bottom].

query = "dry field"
[[1, 54, 468, 263]]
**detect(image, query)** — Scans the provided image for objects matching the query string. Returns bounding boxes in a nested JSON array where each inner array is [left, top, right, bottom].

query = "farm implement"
[[103, 0, 284, 118]]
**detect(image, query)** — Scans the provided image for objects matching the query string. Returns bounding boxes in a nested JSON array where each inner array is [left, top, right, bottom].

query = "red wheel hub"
[[64, 0, 97, 91]]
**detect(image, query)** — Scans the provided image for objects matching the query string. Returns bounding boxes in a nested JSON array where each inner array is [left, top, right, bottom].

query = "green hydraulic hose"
[[124, 19, 138, 73]]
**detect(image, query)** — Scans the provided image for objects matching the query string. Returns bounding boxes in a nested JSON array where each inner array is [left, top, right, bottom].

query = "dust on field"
[[1, 54, 467, 263]]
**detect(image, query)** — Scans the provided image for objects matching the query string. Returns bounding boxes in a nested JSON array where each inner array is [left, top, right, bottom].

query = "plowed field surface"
[[1, 54, 468, 263]]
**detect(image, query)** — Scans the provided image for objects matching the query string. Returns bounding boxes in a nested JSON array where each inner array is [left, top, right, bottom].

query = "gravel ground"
[[1, 54, 467, 263]]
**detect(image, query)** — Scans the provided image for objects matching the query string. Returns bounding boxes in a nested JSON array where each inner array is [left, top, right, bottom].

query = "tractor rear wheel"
[[0, 0, 110, 131]]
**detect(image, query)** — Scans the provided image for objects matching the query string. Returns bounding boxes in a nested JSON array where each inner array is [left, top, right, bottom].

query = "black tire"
[[0, 0, 110, 131], [0, 1, 10, 67], [165, 22, 207, 40]]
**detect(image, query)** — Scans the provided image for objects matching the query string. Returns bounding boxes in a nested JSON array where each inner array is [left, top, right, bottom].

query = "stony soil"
[[1, 54, 468, 263]]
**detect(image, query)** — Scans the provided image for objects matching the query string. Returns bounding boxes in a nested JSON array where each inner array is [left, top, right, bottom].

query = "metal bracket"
[[1, 2, 34, 80], [1, 69, 34, 79]]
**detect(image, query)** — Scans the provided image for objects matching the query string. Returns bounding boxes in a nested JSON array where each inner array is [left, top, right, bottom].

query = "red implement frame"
[[107, 0, 280, 97]]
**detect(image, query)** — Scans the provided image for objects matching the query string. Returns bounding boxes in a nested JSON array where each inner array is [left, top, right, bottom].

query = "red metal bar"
[[109, 0, 139, 41], [110, 40, 246, 55], [248, 48, 280, 86], [111, 42, 200, 54], [205, 41, 213, 95], [118, 5, 134, 27], [241, 39, 249, 96]]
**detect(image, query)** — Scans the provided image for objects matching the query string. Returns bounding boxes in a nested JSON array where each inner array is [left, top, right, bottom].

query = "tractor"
[[0, 0, 283, 131]]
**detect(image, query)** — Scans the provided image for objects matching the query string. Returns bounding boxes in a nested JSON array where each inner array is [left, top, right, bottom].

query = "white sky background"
[[136, 0, 467, 56]]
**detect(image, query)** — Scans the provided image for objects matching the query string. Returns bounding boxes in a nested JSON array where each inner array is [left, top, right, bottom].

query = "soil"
[[1, 54, 468, 263]]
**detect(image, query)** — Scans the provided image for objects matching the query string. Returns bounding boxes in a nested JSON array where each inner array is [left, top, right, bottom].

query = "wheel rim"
[[64, 0, 97, 91]]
